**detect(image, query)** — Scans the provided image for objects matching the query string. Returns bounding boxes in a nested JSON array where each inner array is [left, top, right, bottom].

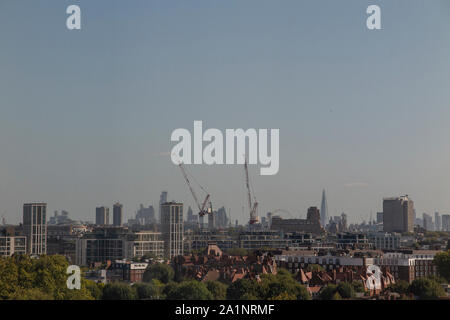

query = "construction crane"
[[244, 159, 259, 225], [178, 163, 211, 217]]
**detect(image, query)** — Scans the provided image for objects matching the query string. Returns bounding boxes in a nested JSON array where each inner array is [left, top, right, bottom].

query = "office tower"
[[136, 204, 156, 225], [216, 207, 228, 228], [113, 202, 123, 227], [340, 212, 348, 232], [160, 202, 183, 259], [423, 213, 433, 231], [320, 189, 328, 228], [442, 215, 450, 232], [199, 214, 204, 228], [96, 206, 110, 225], [187, 206, 194, 222], [23, 203, 47, 255], [383, 195, 414, 233], [208, 211, 215, 230], [376, 212, 384, 224], [435, 212, 441, 231], [159, 191, 168, 222], [267, 212, 273, 228]]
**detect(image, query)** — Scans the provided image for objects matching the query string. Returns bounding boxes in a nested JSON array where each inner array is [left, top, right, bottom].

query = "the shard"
[[320, 189, 328, 228]]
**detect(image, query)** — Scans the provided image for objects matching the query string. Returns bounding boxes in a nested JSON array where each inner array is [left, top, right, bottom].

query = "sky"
[[1, 0, 450, 225]]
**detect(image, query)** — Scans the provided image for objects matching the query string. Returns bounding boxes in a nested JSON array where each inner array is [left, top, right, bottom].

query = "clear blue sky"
[[1, 0, 450, 224]]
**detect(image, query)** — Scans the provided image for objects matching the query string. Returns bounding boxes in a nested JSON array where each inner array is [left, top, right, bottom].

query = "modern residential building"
[[159, 191, 168, 222], [435, 212, 441, 231], [96, 206, 110, 225], [238, 231, 290, 250], [113, 202, 123, 227], [368, 232, 401, 250], [75, 227, 164, 266], [442, 215, 450, 232], [185, 229, 237, 251], [161, 202, 184, 259], [23, 203, 47, 255], [75, 227, 127, 266], [123, 231, 164, 259], [383, 195, 414, 233], [0, 236, 26, 256], [423, 213, 433, 231]]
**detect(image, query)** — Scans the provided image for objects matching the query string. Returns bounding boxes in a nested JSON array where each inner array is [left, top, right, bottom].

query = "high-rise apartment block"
[[96, 206, 110, 225], [113, 202, 123, 227], [159, 191, 168, 222], [382, 195, 414, 233], [160, 202, 183, 259], [23, 203, 47, 255], [442, 215, 450, 232], [435, 212, 441, 231]]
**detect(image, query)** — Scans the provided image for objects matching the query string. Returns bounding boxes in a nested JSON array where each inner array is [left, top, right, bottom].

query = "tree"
[[331, 292, 342, 300], [259, 271, 311, 300], [319, 284, 337, 300], [166, 281, 213, 300], [434, 250, 450, 282], [409, 277, 445, 300], [268, 292, 296, 300], [143, 263, 174, 284], [337, 282, 355, 299], [84, 279, 104, 300], [351, 280, 365, 293], [305, 264, 325, 272], [134, 282, 160, 300], [102, 283, 137, 300], [0, 254, 94, 300], [388, 280, 410, 295], [205, 281, 227, 300], [226, 279, 262, 300]]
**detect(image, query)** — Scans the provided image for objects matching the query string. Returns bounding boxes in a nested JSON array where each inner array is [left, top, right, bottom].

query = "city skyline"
[[2, 1, 450, 224]]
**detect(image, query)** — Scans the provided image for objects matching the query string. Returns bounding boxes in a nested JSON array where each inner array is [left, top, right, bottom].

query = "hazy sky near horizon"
[[1, 0, 450, 224]]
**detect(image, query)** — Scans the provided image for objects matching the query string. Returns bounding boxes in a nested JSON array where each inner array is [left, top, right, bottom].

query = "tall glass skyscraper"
[[320, 189, 328, 228]]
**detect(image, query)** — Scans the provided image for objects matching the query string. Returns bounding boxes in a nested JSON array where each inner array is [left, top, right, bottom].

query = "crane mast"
[[244, 159, 259, 225], [179, 163, 211, 217]]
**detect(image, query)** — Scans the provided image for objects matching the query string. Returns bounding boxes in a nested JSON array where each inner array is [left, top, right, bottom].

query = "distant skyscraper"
[[320, 189, 328, 227], [376, 212, 384, 224], [442, 215, 450, 232], [159, 191, 168, 222], [208, 211, 215, 230], [216, 207, 228, 228], [187, 206, 194, 222], [435, 212, 441, 231], [423, 213, 433, 231], [199, 214, 204, 228], [383, 195, 414, 233], [23, 203, 47, 255], [136, 204, 155, 225], [160, 202, 183, 259], [113, 203, 123, 227], [96, 206, 110, 225]]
